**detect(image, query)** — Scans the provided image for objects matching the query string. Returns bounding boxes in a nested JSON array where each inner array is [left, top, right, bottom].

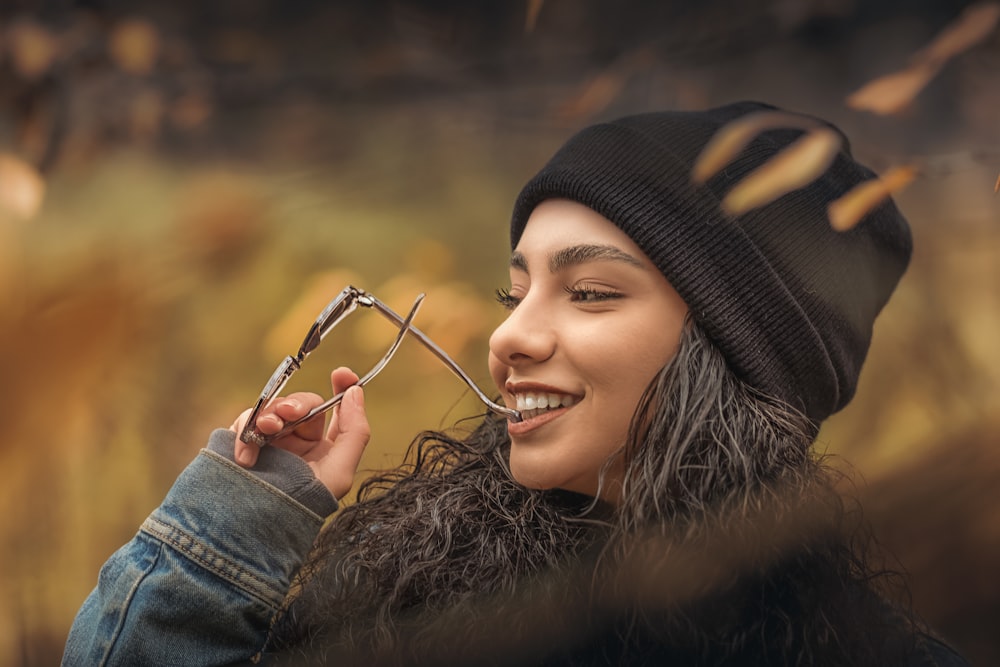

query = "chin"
[[508, 460, 556, 490], [510, 470, 550, 490]]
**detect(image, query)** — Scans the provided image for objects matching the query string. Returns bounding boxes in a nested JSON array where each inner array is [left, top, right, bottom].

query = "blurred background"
[[1, 0, 998, 664]]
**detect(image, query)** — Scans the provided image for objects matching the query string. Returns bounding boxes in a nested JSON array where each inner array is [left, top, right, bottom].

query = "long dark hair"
[[266, 321, 917, 665]]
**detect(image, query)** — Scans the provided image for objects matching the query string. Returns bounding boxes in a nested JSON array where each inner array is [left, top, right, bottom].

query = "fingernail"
[[348, 386, 363, 406], [237, 447, 254, 466]]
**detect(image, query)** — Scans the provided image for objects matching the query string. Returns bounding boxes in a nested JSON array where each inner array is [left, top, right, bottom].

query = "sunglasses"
[[240, 285, 521, 447]]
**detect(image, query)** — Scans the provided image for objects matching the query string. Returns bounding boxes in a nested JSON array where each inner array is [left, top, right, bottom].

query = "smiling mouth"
[[513, 391, 580, 420]]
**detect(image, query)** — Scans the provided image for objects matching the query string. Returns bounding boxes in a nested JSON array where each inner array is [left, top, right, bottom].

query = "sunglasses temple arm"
[[368, 298, 522, 423]]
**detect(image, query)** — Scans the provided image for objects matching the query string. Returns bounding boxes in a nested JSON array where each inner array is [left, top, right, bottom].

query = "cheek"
[[590, 327, 679, 415], [487, 351, 506, 391]]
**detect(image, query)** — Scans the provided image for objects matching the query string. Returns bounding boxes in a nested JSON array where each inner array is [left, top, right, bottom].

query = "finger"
[[230, 408, 261, 467], [331, 366, 361, 394], [236, 440, 260, 467], [250, 393, 325, 447], [325, 367, 362, 441], [270, 392, 327, 442], [319, 385, 371, 499], [271, 392, 324, 421]]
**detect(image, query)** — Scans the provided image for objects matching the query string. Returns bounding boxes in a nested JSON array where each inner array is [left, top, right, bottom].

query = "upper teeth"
[[515, 392, 576, 411]]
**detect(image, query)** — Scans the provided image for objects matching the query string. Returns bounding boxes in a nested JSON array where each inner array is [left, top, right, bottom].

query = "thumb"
[[319, 385, 371, 499]]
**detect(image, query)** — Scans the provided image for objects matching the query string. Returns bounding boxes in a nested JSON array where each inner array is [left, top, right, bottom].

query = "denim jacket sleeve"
[[62, 430, 330, 666]]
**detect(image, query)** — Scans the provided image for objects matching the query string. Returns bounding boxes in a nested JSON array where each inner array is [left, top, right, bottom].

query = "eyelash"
[[564, 285, 623, 303], [494, 286, 623, 310], [495, 287, 520, 310]]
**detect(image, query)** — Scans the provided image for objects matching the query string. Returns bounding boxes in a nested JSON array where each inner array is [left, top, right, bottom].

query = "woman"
[[63, 102, 967, 666]]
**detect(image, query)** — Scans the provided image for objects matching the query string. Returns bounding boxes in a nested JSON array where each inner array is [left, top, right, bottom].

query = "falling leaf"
[[847, 2, 1000, 116], [109, 18, 160, 75], [846, 61, 941, 116], [0, 153, 46, 221], [994, 173, 999, 194], [827, 166, 917, 232], [692, 111, 818, 183], [525, 0, 544, 33], [720, 128, 842, 216], [555, 47, 654, 122], [7, 20, 59, 80], [555, 70, 626, 122], [920, 1, 1000, 65]]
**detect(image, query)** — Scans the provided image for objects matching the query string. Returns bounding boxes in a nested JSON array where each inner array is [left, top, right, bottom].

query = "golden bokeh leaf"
[[0, 153, 46, 221], [525, 0, 544, 32], [994, 173, 1000, 194], [846, 61, 941, 116], [847, 2, 1000, 116], [7, 20, 59, 80], [555, 70, 625, 122], [827, 165, 917, 232], [721, 127, 842, 216], [692, 111, 818, 183], [920, 1, 1000, 65], [109, 18, 160, 75], [555, 48, 653, 122]]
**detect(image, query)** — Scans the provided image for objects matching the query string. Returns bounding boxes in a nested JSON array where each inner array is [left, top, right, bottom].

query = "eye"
[[495, 287, 521, 310], [564, 285, 623, 303]]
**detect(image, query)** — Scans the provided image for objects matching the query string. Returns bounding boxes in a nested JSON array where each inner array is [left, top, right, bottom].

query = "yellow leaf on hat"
[[720, 127, 842, 216], [0, 153, 45, 221], [692, 111, 818, 184], [826, 166, 917, 232]]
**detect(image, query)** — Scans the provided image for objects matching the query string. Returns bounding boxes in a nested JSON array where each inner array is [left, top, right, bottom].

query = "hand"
[[230, 367, 371, 500]]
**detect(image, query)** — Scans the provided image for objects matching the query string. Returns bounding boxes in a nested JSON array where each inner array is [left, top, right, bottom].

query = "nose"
[[488, 294, 556, 367]]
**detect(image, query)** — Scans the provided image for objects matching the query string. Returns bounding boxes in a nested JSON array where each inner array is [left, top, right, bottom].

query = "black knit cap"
[[511, 101, 912, 424]]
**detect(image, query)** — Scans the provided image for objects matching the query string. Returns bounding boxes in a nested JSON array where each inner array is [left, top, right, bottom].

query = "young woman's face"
[[489, 199, 688, 501]]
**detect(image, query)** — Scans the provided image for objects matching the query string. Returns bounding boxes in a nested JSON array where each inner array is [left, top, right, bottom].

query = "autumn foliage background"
[[1, 1, 999, 664]]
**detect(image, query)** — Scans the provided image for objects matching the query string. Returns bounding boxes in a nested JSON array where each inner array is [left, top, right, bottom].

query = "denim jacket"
[[63, 431, 973, 667], [62, 430, 335, 666]]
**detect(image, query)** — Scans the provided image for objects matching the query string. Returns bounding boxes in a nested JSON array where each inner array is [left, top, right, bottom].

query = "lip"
[[507, 406, 569, 436], [504, 380, 581, 436], [505, 380, 578, 397]]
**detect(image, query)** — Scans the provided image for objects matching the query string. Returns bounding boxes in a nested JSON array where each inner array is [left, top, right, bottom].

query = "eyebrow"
[[509, 244, 644, 273]]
